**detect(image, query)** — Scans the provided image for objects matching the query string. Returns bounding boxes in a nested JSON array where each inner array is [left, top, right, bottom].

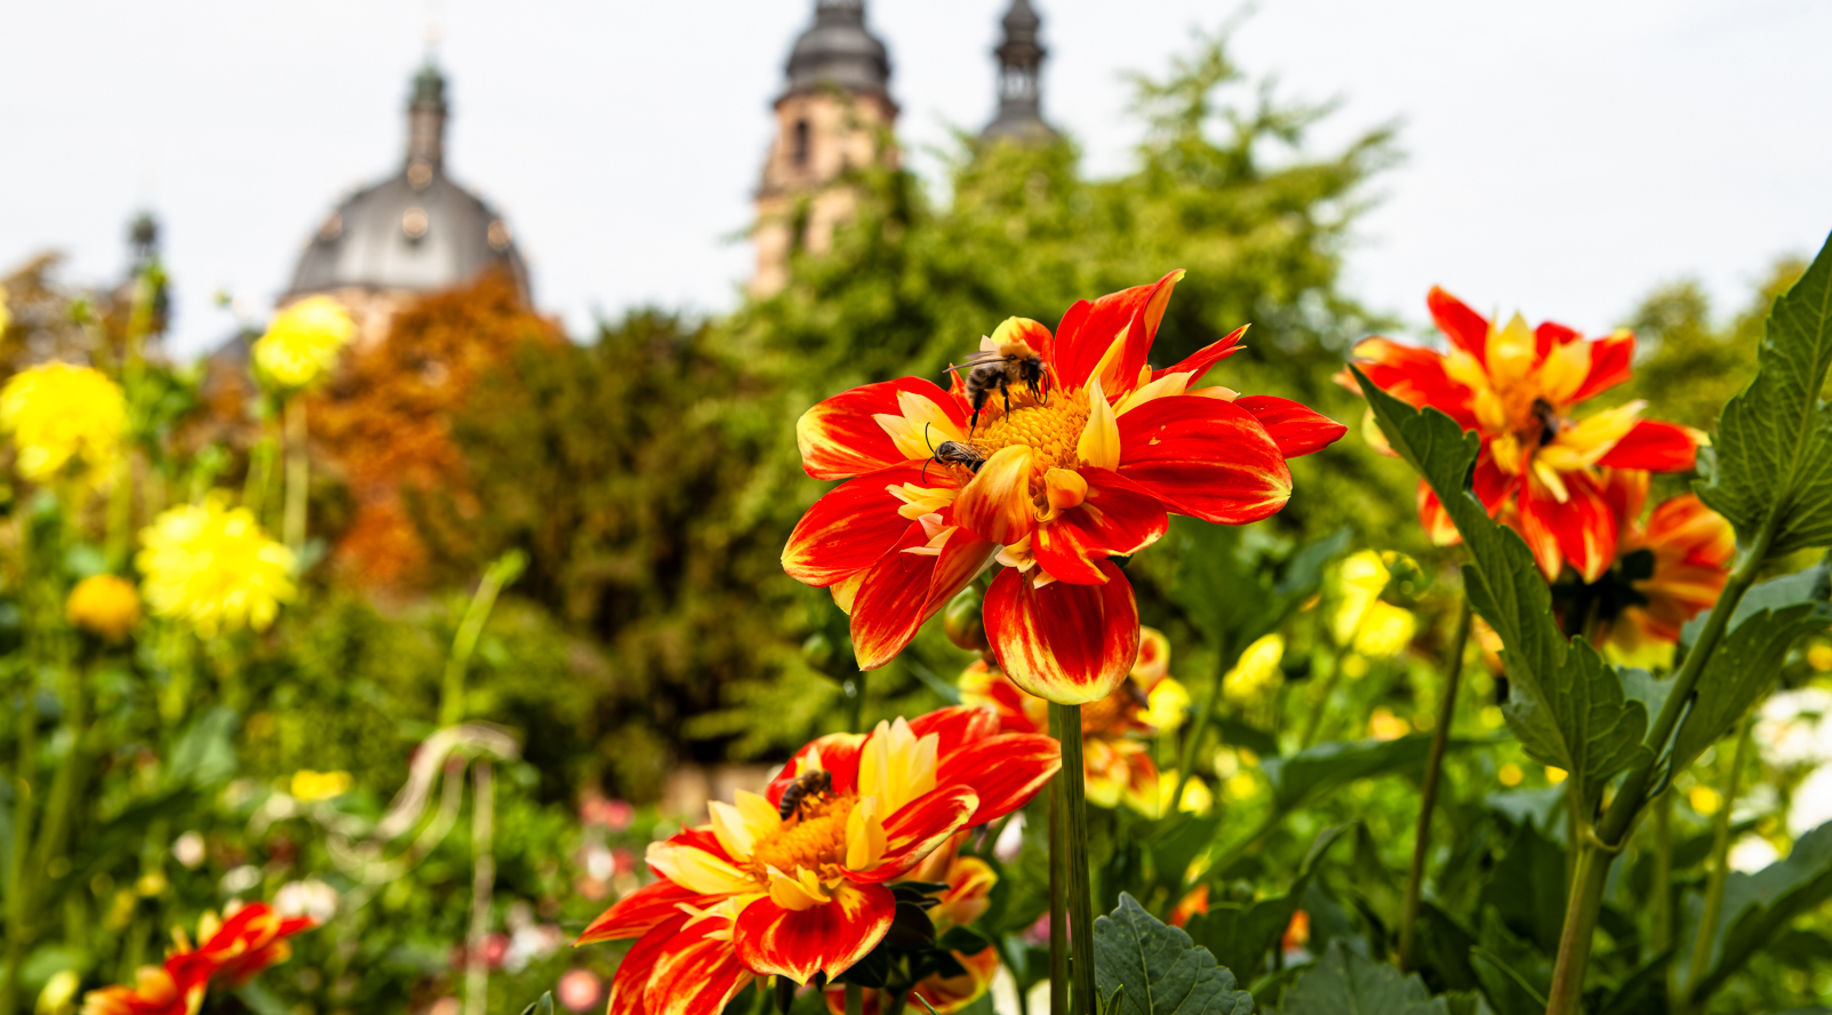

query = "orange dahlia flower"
[[824, 833, 1001, 1015], [787, 272, 1343, 704], [1565, 469, 1733, 662], [962, 627, 1187, 812], [81, 903, 313, 1015], [79, 965, 206, 1015], [578, 707, 1058, 1015], [1346, 288, 1701, 581]]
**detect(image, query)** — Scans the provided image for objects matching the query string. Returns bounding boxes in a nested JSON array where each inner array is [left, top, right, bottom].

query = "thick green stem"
[[281, 396, 309, 553], [845, 983, 863, 1015], [1398, 597, 1471, 971], [1543, 838, 1611, 1015], [1682, 718, 1753, 1004], [1051, 703, 1097, 1015], [1047, 708, 1069, 1015]]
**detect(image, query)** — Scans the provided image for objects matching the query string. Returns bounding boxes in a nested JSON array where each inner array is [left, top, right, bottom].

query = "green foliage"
[[1667, 587, 1830, 775], [1354, 367, 1648, 803], [1689, 820, 1832, 1002], [1094, 894, 1254, 1015], [1697, 230, 1832, 554], [1187, 824, 1348, 981], [1276, 943, 1447, 1014]]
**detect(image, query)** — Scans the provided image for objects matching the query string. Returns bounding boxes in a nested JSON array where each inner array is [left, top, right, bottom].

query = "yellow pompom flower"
[[252, 296, 355, 391], [289, 769, 353, 801], [137, 496, 296, 636], [1223, 632, 1286, 705], [1330, 550, 1417, 658], [0, 362, 127, 484], [66, 574, 142, 640]]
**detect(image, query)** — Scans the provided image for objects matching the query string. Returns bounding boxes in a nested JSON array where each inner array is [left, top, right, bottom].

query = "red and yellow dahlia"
[[81, 903, 313, 1015], [787, 272, 1344, 703], [961, 626, 1187, 812], [1566, 469, 1733, 664], [577, 707, 1058, 1015], [1346, 288, 1701, 581]]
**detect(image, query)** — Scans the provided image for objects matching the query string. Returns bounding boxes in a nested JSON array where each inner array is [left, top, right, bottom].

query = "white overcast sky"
[[4, 1, 1830, 358]]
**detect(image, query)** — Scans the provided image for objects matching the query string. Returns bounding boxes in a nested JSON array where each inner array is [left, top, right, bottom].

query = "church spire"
[[406, 60, 448, 172], [982, 0, 1057, 143]]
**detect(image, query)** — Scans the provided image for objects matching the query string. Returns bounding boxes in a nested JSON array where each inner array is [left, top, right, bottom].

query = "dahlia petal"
[[954, 446, 1038, 546], [1520, 472, 1617, 582], [850, 523, 998, 670], [989, 316, 1055, 364], [1153, 324, 1248, 384], [984, 561, 1141, 705], [1344, 339, 1480, 429], [1053, 271, 1183, 395], [933, 732, 1061, 825], [1596, 468, 1649, 526], [1232, 396, 1348, 459], [908, 705, 1005, 753], [1077, 380, 1122, 470], [607, 916, 686, 1015], [1595, 419, 1700, 472], [1114, 396, 1292, 524], [1646, 494, 1734, 568], [1032, 469, 1168, 585], [642, 915, 757, 1015], [733, 881, 897, 983], [577, 878, 704, 945], [784, 467, 931, 587], [1427, 287, 1491, 362], [798, 378, 967, 480], [646, 838, 758, 897], [1570, 330, 1636, 403], [850, 784, 979, 883]]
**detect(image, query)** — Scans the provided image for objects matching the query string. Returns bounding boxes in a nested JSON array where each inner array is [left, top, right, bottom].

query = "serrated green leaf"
[[1186, 824, 1349, 979], [1093, 894, 1253, 1015], [1689, 820, 1832, 1004], [1276, 942, 1447, 1014], [1680, 557, 1831, 650], [1697, 230, 1832, 554], [1668, 601, 1830, 774], [1353, 369, 1648, 800]]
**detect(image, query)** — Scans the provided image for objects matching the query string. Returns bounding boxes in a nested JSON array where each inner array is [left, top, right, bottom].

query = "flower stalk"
[[281, 395, 309, 553], [1047, 707, 1070, 1015], [1682, 717, 1753, 1008], [1051, 702, 1097, 1014], [1398, 596, 1472, 970]]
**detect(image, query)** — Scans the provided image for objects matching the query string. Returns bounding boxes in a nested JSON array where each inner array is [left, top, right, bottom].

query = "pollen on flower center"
[[969, 388, 1091, 472], [748, 793, 855, 881]]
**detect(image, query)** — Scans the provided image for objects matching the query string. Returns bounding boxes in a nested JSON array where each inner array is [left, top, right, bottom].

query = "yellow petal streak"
[[875, 391, 967, 462], [766, 866, 833, 912], [647, 840, 759, 897], [845, 796, 887, 871], [857, 718, 939, 816], [1077, 380, 1121, 470]]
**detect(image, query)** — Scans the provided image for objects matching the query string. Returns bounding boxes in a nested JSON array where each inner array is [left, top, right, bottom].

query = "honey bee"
[[923, 439, 988, 483], [951, 345, 1047, 433], [1531, 397, 1564, 446], [777, 769, 833, 821]]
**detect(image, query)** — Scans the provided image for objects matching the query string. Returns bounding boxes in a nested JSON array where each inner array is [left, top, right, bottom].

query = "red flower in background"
[[1582, 469, 1734, 662], [576, 707, 1058, 1015], [1346, 288, 1701, 581], [787, 272, 1344, 703], [81, 903, 313, 1015]]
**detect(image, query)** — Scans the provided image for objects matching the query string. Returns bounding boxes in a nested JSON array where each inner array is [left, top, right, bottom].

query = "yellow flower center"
[[969, 388, 1091, 472], [748, 793, 855, 881]]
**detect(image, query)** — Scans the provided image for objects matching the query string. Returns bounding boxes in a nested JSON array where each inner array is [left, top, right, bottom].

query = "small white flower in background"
[[1729, 834, 1781, 874], [221, 865, 262, 894], [994, 812, 1026, 863], [1791, 765, 1832, 839], [172, 831, 206, 870], [1756, 688, 1832, 769], [275, 878, 339, 924]]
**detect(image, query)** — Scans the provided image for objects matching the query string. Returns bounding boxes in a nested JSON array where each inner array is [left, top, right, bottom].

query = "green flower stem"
[[0, 688, 37, 1015], [281, 395, 309, 554], [1682, 717, 1753, 1007], [1050, 702, 1097, 1014], [1653, 791, 1674, 994], [1544, 523, 1774, 1015], [845, 983, 864, 1015], [440, 552, 524, 728], [1047, 707, 1069, 1015], [1397, 597, 1472, 971]]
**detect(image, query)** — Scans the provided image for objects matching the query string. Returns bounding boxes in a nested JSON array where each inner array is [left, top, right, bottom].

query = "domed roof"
[[982, 0, 1058, 144], [286, 62, 529, 301], [782, 0, 891, 100]]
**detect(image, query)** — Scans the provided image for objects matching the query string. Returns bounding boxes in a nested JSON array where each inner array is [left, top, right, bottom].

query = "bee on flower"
[[786, 272, 1345, 704], [962, 627, 1189, 813], [137, 495, 297, 637], [1345, 289, 1701, 582], [0, 362, 127, 486], [66, 574, 142, 641], [575, 707, 1058, 1015], [252, 295, 356, 391]]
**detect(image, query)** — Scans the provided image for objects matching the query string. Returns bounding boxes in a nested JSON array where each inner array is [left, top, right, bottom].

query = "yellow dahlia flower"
[[66, 574, 142, 640], [252, 296, 355, 391], [137, 497, 296, 636], [0, 362, 127, 484]]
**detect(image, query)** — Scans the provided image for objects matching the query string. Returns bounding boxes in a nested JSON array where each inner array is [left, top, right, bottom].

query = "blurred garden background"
[[4, 2, 1832, 1013]]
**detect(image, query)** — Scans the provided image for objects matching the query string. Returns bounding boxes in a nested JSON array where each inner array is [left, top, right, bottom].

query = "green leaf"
[[1261, 734, 1478, 812], [1477, 823, 1567, 954], [1697, 229, 1832, 554], [1353, 368, 1648, 800], [1680, 558, 1831, 650], [1275, 942, 1446, 1014], [1667, 601, 1830, 775], [1186, 824, 1350, 979], [1094, 893, 1254, 1015], [1690, 819, 1832, 1003], [163, 706, 239, 789], [517, 992, 555, 1015]]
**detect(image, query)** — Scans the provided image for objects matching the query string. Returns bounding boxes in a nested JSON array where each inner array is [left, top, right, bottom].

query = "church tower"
[[981, 0, 1057, 144], [751, 0, 898, 297]]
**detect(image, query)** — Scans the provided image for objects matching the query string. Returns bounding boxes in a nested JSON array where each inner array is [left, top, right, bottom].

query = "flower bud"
[[943, 587, 988, 652]]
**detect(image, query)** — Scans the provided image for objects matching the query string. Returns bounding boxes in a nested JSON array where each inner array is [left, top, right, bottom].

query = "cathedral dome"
[[783, 0, 891, 100], [285, 61, 529, 301]]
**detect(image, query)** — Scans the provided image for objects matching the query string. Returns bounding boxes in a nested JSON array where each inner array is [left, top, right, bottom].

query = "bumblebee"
[[777, 769, 833, 821], [952, 345, 1047, 433], [924, 439, 988, 482]]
